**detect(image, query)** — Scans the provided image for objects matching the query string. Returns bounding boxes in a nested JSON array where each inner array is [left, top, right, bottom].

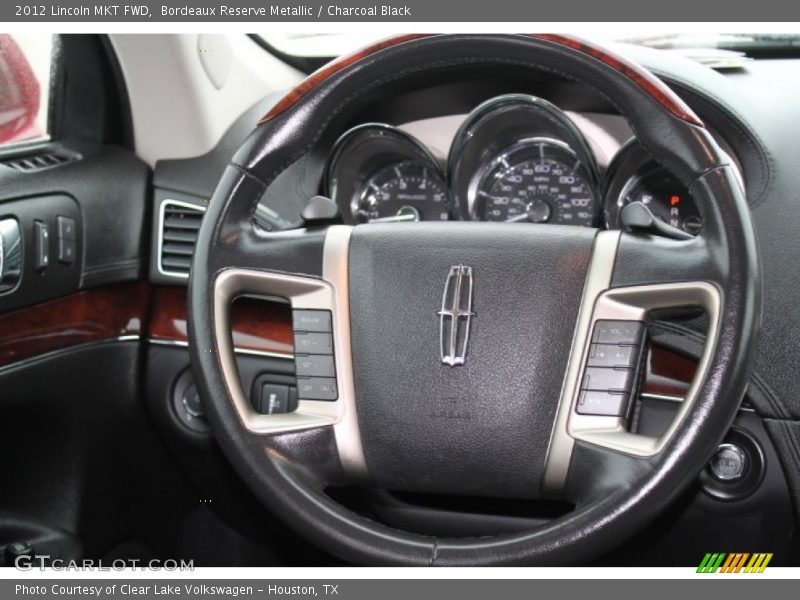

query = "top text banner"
[[3, 0, 799, 22]]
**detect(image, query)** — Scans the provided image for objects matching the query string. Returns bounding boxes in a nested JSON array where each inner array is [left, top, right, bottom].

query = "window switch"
[[57, 216, 76, 240], [34, 220, 49, 272], [58, 237, 75, 265]]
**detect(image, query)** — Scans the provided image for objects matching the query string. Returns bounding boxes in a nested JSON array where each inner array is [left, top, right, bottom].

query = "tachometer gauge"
[[325, 123, 448, 225], [356, 162, 449, 223], [474, 139, 596, 225], [619, 167, 704, 235]]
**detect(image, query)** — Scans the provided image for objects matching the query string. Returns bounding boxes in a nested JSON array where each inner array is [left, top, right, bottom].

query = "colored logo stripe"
[[744, 553, 773, 573], [720, 553, 749, 573], [697, 553, 726, 573], [697, 553, 773, 573]]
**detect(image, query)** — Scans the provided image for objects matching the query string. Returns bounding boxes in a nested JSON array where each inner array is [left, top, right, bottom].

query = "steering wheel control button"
[[297, 377, 338, 401], [292, 310, 338, 401], [708, 443, 748, 482], [592, 320, 645, 346], [258, 384, 291, 415], [577, 390, 629, 416], [293, 309, 332, 333], [294, 332, 333, 355], [587, 344, 636, 368], [581, 366, 635, 393], [576, 320, 646, 417], [34, 220, 50, 272], [295, 354, 336, 378]]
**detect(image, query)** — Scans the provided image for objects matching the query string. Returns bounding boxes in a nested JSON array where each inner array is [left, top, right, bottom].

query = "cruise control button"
[[576, 390, 630, 417], [294, 331, 333, 355], [295, 354, 335, 377], [581, 366, 635, 393], [293, 310, 332, 333], [297, 377, 337, 401], [592, 320, 645, 346], [587, 344, 636, 368]]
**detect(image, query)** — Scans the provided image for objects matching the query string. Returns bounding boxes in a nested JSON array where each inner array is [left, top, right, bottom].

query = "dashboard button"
[[708, 443, 748, 482], [592, 320, 645, 346], [576, 390, 629, 417], [181, 383, 204, 418], [297, 377, 337, 401], [295, 354, 335, 378], [293, 310, 332, 333], [294, 331, 333, 355]]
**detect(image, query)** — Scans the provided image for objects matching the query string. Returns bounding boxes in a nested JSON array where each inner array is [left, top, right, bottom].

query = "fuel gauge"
[[618, 166, 703, 235]]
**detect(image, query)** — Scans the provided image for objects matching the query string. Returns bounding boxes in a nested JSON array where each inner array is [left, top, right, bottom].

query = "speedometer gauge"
[[474, 140, 596, 225], [449, 94, 600, 225], [356, 162, 448, 223]]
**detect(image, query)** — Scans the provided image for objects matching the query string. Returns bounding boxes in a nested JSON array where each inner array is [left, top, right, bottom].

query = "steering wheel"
[[188, 34, 761, 565]]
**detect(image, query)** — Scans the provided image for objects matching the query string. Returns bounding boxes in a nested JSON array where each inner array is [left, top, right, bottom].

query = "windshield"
[[259, 33, 800, 62]]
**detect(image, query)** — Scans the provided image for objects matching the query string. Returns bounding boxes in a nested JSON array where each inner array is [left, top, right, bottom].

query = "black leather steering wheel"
[[188, 34, 761, 565]]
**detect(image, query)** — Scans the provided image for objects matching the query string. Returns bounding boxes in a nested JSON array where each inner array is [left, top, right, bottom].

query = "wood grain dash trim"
[[0, 282, 150, 368], [148, 286, 293, 357]]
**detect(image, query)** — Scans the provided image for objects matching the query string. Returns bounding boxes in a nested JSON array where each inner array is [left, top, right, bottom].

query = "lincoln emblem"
[[438, 265, 475, 366]]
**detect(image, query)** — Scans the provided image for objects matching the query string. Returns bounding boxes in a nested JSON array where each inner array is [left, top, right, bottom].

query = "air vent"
[[2, 151, 78, 172], [158, 200, 206, 278]]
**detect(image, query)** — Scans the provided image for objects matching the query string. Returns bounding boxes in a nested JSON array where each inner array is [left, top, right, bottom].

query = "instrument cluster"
[[325, 94, 704, 236]]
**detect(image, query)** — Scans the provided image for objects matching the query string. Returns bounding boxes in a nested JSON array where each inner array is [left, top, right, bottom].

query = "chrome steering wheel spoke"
[[210, 225, 367, 483]]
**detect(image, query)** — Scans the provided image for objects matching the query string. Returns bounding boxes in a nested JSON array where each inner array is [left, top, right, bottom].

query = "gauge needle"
[[369, 212, 419, 223], [505, 214, 529, 223]]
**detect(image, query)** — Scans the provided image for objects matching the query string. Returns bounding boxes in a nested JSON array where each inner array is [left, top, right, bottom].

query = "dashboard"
[[325, 94, 706, 235]]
